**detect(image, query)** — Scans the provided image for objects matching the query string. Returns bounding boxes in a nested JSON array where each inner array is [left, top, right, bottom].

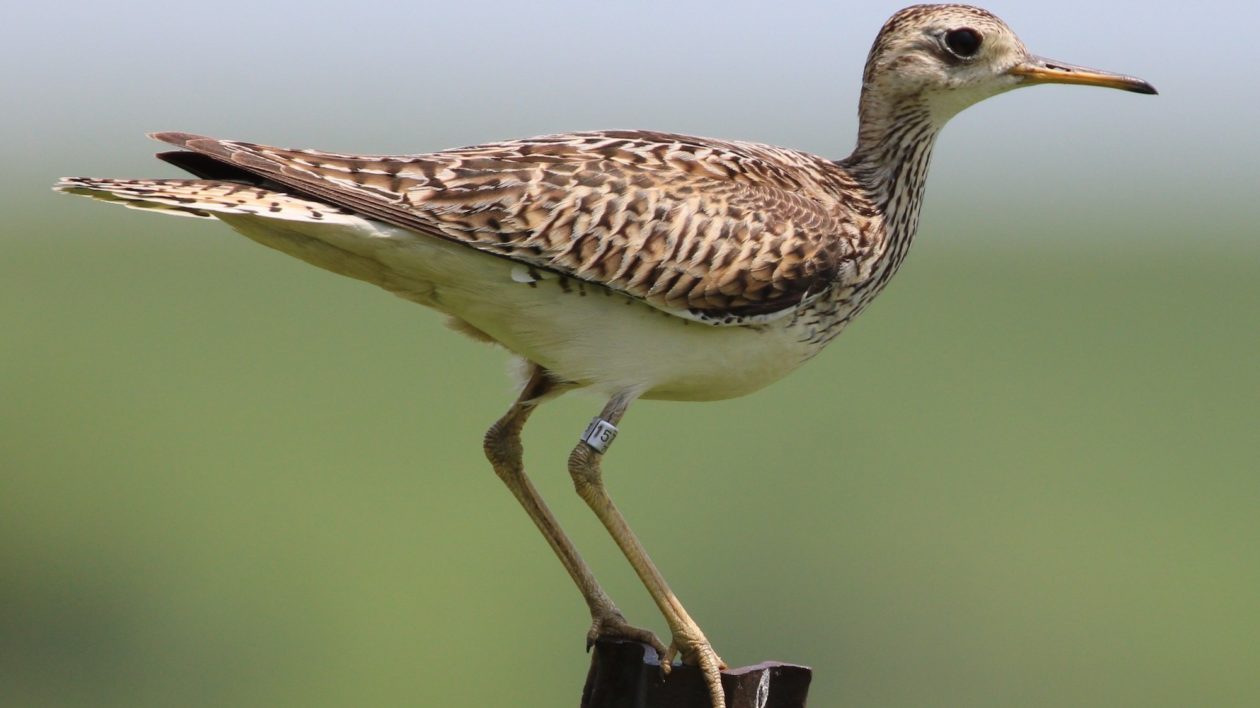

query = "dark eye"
[[944, 28, 983, 58]]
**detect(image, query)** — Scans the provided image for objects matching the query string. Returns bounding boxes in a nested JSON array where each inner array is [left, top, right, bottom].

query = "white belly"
[[218, 214, 819, 401]]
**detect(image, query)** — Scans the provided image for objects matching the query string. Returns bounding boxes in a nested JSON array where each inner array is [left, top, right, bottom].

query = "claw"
[[666, 635, 728, 708], [587, 608, 668, 658], [663, 641, 678, 666]]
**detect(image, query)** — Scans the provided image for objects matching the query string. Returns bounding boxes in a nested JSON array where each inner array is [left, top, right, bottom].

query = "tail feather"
[[155, 150, 269, 183], [54, 177, 361, 225]]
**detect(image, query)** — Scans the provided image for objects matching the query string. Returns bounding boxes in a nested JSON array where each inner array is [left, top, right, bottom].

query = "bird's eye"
[[943, 28, 983, 58]]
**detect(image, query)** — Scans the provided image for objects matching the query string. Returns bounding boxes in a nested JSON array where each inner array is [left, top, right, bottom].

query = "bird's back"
[[57, 130, 893, 399], [158, 131, 882, 322]]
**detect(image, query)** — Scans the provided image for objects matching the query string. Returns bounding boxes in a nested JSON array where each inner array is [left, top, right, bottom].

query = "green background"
[[4, 2, 1257, 706]]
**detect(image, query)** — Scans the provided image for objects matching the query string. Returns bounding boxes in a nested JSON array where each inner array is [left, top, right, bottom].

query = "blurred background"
[[3, 1, 1257, 706]]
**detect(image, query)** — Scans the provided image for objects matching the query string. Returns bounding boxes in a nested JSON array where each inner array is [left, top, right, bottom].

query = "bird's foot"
[[663, 632, 728, 708], [586, 607, 668, 657]]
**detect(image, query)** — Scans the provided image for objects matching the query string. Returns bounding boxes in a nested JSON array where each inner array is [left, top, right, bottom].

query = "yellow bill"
[[1010, 56, 1157, 94]]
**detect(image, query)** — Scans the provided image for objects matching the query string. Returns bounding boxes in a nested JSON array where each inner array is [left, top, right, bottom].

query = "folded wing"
[[151, 130, 867, 324]]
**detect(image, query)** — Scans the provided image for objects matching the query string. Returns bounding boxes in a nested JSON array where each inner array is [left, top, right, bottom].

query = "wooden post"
[[581, 639, 812, 708]]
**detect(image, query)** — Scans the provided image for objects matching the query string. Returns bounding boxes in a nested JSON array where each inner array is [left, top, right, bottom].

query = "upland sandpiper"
[[56, 5, 1154, 707]]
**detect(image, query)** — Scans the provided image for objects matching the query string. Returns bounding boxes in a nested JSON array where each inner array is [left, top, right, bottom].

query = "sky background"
[[7, 0, 1259, 255], [4, 2, 1258, 707]]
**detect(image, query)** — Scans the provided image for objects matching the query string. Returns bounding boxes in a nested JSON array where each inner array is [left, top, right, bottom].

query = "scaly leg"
[[568, 391, 728, 708], [483, 364, 665, 653]]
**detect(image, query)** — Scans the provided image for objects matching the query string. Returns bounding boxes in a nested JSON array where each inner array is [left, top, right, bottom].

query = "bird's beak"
[[1009, 56, 1157, 95]]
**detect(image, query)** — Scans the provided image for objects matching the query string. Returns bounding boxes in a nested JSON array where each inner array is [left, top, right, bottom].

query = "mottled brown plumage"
[[150, 130, 876, 323], [55, 6, 1154, 708]]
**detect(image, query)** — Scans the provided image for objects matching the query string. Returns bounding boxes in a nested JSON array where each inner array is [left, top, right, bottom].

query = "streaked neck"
[[841, 92, 943, 274]]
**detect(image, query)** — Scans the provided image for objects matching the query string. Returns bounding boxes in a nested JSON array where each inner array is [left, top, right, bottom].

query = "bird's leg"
[[568, 392, 728, 708], [483, 365, 665, 655]]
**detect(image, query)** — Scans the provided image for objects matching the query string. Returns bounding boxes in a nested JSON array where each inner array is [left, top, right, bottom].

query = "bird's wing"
[[152, 130, 869, 324]]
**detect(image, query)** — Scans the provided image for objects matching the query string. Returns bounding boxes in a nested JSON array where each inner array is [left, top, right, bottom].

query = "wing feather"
[[151, 130, 872, 324]]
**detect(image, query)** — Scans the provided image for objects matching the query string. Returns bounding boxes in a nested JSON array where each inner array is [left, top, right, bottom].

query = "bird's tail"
[[54, 177, 361, 225]]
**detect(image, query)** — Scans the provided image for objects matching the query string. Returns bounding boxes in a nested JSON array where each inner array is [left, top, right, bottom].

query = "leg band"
[[581, 417, 619, 453]]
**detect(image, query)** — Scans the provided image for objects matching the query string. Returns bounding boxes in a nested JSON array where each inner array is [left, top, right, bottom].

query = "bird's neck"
[[841, 92, 944, 274]]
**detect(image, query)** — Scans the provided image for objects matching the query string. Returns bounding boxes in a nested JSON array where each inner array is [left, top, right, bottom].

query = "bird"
[[55, 5, 1155, 707]]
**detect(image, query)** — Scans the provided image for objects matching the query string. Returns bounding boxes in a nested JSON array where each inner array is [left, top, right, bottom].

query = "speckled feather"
[[143, 130, 881, 325], [50, 10, 1156, 702], [53, 3, 1152, 402], [56, 176, 361, 223]]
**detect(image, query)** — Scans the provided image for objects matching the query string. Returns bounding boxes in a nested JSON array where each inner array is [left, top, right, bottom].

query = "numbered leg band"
[[581, 417, 619, 453]]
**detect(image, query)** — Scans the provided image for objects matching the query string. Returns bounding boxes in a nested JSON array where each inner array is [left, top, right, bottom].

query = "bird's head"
[[859, 4, 1156, 127]]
